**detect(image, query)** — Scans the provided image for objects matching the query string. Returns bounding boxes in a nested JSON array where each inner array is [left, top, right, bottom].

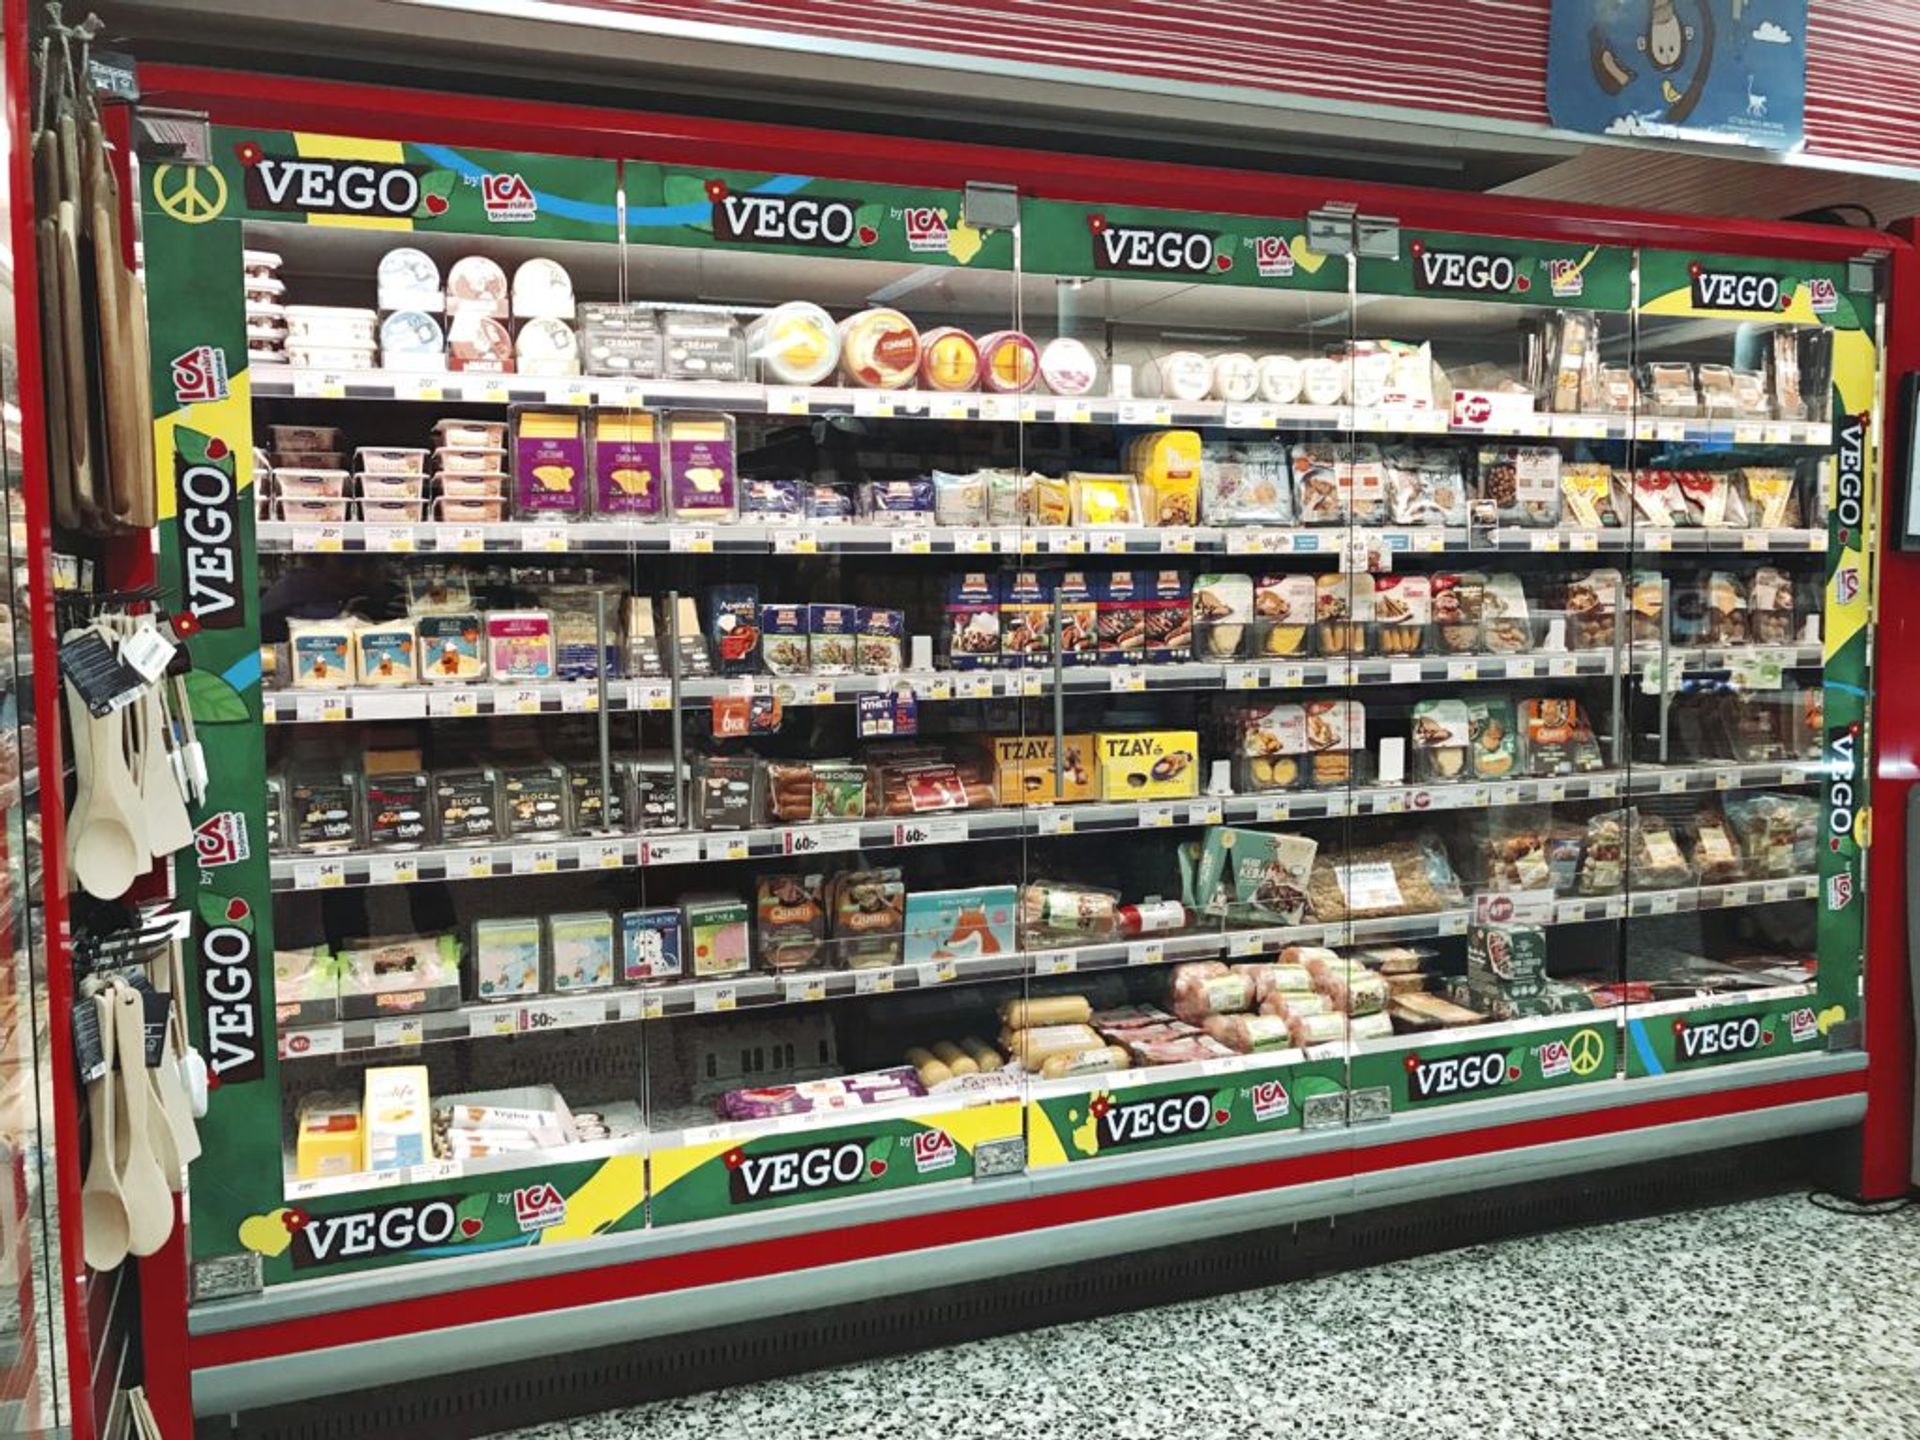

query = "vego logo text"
[[1406, 1046, 1512, 1102], [291, 1197, 461, 1269], [1097, 1089, 1222, 1148], [1090, 216, 1227, 275], [1412, 246, 1524, 296], [243, 152, 423, 219], [1674, 1013, 1768, 1063], [714, 190, 869, 248], [1689, 267, 1785, 312], [728, 1140, 871, 1203]]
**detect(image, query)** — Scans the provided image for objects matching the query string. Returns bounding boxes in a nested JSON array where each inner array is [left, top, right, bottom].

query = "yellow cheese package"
[[989, 733, 1097, 806], [1070, 472, 1144, 527], [1095, 730, 1200, 801], [362, 1065, 433, 1172], [510, 406, 586, 517], [295, 1093, 364, 1180], [1129, 430, 1202, 526]]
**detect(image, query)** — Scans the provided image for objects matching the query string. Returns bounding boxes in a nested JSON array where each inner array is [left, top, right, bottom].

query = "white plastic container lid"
[[512, 258, 577, 320], [380, 310, 446, 354], [378, 247, 443, 312], [515, 317, 581, 375], [747, 301, 840, 386]]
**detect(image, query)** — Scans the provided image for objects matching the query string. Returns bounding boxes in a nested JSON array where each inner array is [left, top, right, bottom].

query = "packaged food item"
[[433, 769, 499, 844], [1410, 699, 1472, 783], [1347, 443, 1388, 525], [903, 886, 1017, 962], [436, 496, 508, 524], [1545, 310, 1599, 412], [279, 497, 351, 524], [1631, 810, 1695, 889], [1770, 331, 1805, 420], [1183, 827, 1319, 926], [549, 912, 617, 991], [515, 317, 581, 377], [1305, 835, 1463, 923], [857, 607, 905, 673], [1679, 471, 1745, 528], [929, 469, 988, 527], [1374, 574, 1429, 657], [756, 604, 809, 677], [360, 499, 430, 524], [288, 619, 355, 688], [1560, 463, 1619, 529], [1521, 698, 1604, 776], [839, 308, 920, 388], [1128, 430, 1201, 527], [808, 603, 856, 674], [662, 311, 746, 381], [1740, 467, 1800, 529], [1169, 962, 1254, 1024], [858, 478, 935, 525], [502, 765, 569, 837], [683, 895, 751, 977], [1703, 572, 1750, 646], [509, 407, 586, 516], [357, 443, 430, 474], [631, 760, 682, 831], [1580, 812, 1629, 895], [667, 412, 738, 520], [355, 621, 418, 687], [580, 304, 663, 379], [363, 766, 431, 849], [1596, 364, 1637, 413], [1254, 573, 1315, 658], [1143, 571, 1193, 661], [363, 1067, 433, 1172], [692, 756, 761, 830], [1480, 574, 1535, 654], [1095, 571, 1147, 659], [289, 772, 359, 851], [1478, 446, 1561, 527], [919, 327, 980, 391], [1024, 473, 1072, 527], [1002, 571, 1056, 667], [745, 301, 840, 385], [294, 1094, 362, 1181], [1256, 354, 1303, 405], [1096, 730, 1199, 801], [1469, 697, 1520, 779], [991, 734, 1096, 806], [1430, 572, 1485, 654], [1302, 699, 1365, 789], [1039, 337, 1100, 396], [1301, 356, 1345, 406], [756, 874, 827, 972], [283, 305, 379, 347], [1201, 439, 1294, 525], [1155, 350, 1213, 403], [567, 765, 624, 832], [378, 310, 445, 369], [1645, 362, 1700, 417], [1563, 569, 1621, 650], [941, 573, 1001, 668], [1290, 443, 1345, 525], [1749, 567, 1796, 643], [271, 424, 345, 453], [704, 585, 761, 674], [1384, 448, 1467, 527], [1210, 352, 1258, 403], [1467, 922, 1548, 989], [1315, 574, 1373, 658], [486, 612, 557, 681], [1070, 472, 1143, 527], [1631, 570, 1666, 644], [1630, 470, 1683, 527], [1725, 792, 1819, 876], [830, 868, 906, 968], [1688, 805, 1745, 885], [811, 763, 867, 821], [1236, 703, 1307, 792], [587, 408, 664, 517], [975, 330, 1038, 393], [621, 908, 683, 983], [446, 311, 514, 373], [1477, 809, 1554, 892]]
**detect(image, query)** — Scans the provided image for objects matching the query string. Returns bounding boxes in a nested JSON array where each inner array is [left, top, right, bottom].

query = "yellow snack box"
[[1131, 430, 1203, 526], [989, 733, 1097, 805], [1095, 730, 1201, 801]]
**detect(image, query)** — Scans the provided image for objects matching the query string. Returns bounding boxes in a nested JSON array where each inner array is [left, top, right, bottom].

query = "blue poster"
[[1546, 0, 1805, 150]]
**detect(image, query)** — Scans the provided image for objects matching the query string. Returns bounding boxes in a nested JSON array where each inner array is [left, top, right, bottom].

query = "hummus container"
[[514, 317, 581, 376], [275, 469, 350, 499], [1302, 357, 1346, 406], [512, 258, 576, 320], [978, 330, 1039, 393], [286, 342, 378, 372], [358, 473, 427, 501], [433, 419, 506, 449], [438, 473, 509, 501], [242, 248, 282, 278], [662, 311, 746, 381], [437, 496, 509, 523], [284, 306, 380, 347], [747, 301, 840, 386], [435, 446, 509, 475], [1039, 336, 1099, 396], [360, 498, 431, 523], [447, 314, 514, 373], [356, 446, 431, 476], [280, 497, 349, 523], [274, 450, 343, 470], [1210, 352, 1259, 403], [271, 424, 343, 452], [1155, 350, 1213, 403], [446, 256, 510, 316], [839, 308, 920, 389], [379, 310, 445, 366], [377, 247, 442, 312], [1256, 355, 1303, 405], [919, 327, 980, 391]]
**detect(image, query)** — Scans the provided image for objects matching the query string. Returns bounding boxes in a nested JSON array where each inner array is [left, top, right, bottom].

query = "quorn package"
[[1431, 573, 1486, 654], [1315, 573, 1373, 657], [757, 873, 827, 972], [1478, 446, 1561, 527], [831, 868, 906, 967], [1192, 572, 1253, 659], [1303, 698, 1366, 788], [1749, 566, 1796, 643], [1306, 836, 1462, 922], [1410, 698, 1472, 783], [1469, 697, 1519, 779], [1374, 573, 1430, 656], [1521, 698, 1604, 776], [1253, 573, 1314, 658]]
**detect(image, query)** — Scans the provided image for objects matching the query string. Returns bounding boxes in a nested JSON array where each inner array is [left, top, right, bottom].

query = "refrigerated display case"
[[136, 69, 1892, 1419]]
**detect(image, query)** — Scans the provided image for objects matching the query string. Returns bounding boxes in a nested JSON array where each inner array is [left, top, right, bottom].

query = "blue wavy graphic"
[[1627, 1019, 1664, 1076]]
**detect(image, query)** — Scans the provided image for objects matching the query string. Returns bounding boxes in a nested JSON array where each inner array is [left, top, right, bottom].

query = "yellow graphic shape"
[[1288, 234, 1327, 274], [1661, 80, 1684, 105], [1567, 1028, 1606, 1077], [238, 1209, 294, 1257], [152, 164, 227, 224], [1857, 806, 1872, 850], [1816, 1005, 1847, 1036], [536, 1154, 643, 1244], [946, 214, 984, 265], [294, 132, 413, 231], [151, 377, 255, 524], [1024, 1103, 1071, 1169], [1069, 1106, 1099, 1157]]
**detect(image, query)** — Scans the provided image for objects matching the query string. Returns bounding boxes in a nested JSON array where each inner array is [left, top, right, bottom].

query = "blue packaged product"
[[943, 571, 1002, 669], [809, 603, 857, 674], [859, 478, 934, 524], [621, 907, 683, 983], [761, 603, 810, 675], [740, 477, 805, 519], [902, 885, 1018, 962], [856, 607, 905, 674]]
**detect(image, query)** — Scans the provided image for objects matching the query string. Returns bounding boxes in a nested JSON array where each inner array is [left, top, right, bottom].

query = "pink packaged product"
[[433, 419, 508, 449], [1168, 960, 1255, 1024], [436, 447, 511, 475], [280, 497, 348, 523], [356, 447, 430, 476], [274, 469, 350, 499], [717, 1067, 926, 1121], [438, 473, 510, 500], [358, 474, 427, 501], [447, 314, 514, 373], [438, 496, 508, 523], [446, 256, 510, 317], [360, 498, 430, 523], [1125, 1034, 1238, 1066]]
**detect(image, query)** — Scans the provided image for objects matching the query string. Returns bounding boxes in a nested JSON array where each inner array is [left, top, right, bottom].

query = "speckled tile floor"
[[487, 1192, 1920, 1440]]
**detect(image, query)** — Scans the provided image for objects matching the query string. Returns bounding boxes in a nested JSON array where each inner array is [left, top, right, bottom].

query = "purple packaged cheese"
[[667, 411, 737, 519], [512, 407, 587, 516], [591, 408, 664, 517]]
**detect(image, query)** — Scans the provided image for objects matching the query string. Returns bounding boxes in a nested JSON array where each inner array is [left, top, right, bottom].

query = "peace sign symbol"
[[153, 164, 228, 224], [1567, 1028, 1606, 1077]]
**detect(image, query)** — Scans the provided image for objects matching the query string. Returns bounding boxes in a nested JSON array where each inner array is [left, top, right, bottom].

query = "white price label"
[[364, 524, 416, 553], [852, 391, 895, 418], [1017, 672, 1043, 697], [501, 687, 544, 716], [669, 526, 716, 554], [893, 816, 968, 846], [1050, 398, 1093, 424], [782, 976, 828, 1004], [1763, 423, 1794, 445], [583, 839, 627, 870], [1033, 950, 1077, 976], [475, 383, 511, 404], [1591, 777, 1619, 799], [1733, 423, 1764, 445], [1741, 532, 1770, 552], [1128, 940, 1165, 967], [1090, 528, 1129, 555], [854, 969, 896, 995], [694, 985, 738, 1014], [1225, 664, 1263, 690], [1507, 657, 1537, 679], [1548, 656, 1577, 677], [1253, 797, 1290, 822], [1530, 532, 1562, 552], [1659, 774, 1690, 794], [950, 528, 996, 554], [704, 835, 751, 862], [512, 846, 561, 875], [292, 370, 348, 399], [1228, 932, 1267, 958], [294, 860, 346, 891], [630, 682, 673, 712], [1188, 799, 1224, 826], [1274, 664, 1305, 688], [974, 394, 1014, 422], [1448, 659, 1479, 681], [1159, 527, 1198, 554], [373, 1017, 424, 1049], [1389, 662, 1422, 685], [890, 528, 932, 554], [293, 524, 345, 553], [784, 824, 862, 856], [774, 526, 820, 554], [560, 686, 599, 713], [460, 850, 497, 880], [399, 375, 445, 403], [368, 855, 420, 886], [1109, 667, 1147, 693], [468, 1006, 522, 1044], [1647, 893, 1680, 916], [640, 992, 666, 1020], [521, 524, 570, 553], [1657, 420, 1687, 443], [1117, 400, 1172, 425], [1223, 402, 1277, 430], [931, 394, 971, 421], [428, 690, 479, 718], [1046, 529, 1088, 554], [1645, 532, 1673, 551], [1142, 802, 1179, 829], [551, 382, 593, 407], [294, 694, 348, 724], [764, 386, 809, 416], [1035, 808, 1075, 836], [437, 525, 487, 554], [918, 960, 959, 988], [955, 672, 996, 700]]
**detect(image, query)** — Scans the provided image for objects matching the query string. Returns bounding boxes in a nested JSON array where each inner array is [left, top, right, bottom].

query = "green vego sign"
[[1625, 999, 1831, 1078], [1359, 231, 1633, 311], [1019, 199, 1347, 292], [1350, 1020, 1616, 1111]]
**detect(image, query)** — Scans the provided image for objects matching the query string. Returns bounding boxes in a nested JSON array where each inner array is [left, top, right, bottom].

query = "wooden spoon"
[[70, 697, 144, 900], [112, 985, 174, 1256], [136, 684, 191, 857], [152, 961, 201, 1174], [80, 989, 130, 1270], [33, 122, 77, 531], [62, 673, 96, 884], [53, 199, 97, 531], [86, 118, 137, 529]]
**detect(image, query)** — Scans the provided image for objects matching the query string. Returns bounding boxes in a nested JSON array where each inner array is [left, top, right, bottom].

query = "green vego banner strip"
[[1347, 1020, 1617, 1112], [1358, 232, 1633, 312], [1019, 197, 1347, 292], [1625, 998, 1832, 1078]]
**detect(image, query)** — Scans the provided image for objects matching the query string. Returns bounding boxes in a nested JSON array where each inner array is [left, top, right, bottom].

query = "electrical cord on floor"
[[1806, 1189, 1916, 1217]]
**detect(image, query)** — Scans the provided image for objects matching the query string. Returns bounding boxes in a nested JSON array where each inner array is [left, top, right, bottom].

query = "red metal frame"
[[120, 62, 1913, 1429]]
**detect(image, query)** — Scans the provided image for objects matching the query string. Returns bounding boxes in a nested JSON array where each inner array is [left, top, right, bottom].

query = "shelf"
[[255, 518, 1831, 558], [269, 760, 1821, 893], [248, 365, 1837, 452], [261, 643, 1826, 724], [282, 1124, 648, 1204], [276, 881, 1819, 1060]]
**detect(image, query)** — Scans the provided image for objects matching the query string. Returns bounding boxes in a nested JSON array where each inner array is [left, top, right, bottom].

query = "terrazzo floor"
[[487, 1192, 1920, 1440]]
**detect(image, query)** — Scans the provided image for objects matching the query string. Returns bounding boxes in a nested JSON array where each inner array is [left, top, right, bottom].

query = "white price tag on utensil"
[[368, 855, 420, 886]]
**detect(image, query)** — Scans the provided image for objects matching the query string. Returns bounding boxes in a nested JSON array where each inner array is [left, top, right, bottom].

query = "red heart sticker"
[[1214, 253, 1234, 272], [459, 1218, 482, 1237], [868, 1158, 887, 1177], [225, 897, 250, 922]]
